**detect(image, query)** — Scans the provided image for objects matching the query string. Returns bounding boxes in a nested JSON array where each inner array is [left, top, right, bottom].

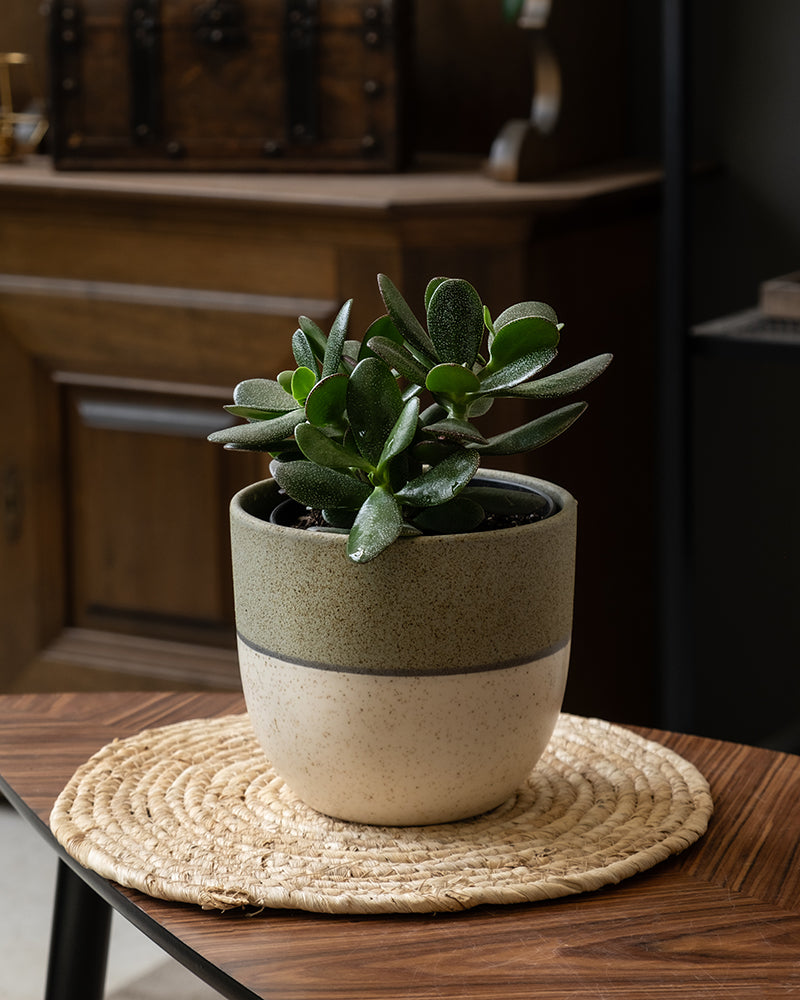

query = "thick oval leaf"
[[421, 418, 488, 445], [502, 353, 613, 399], [471, 401, 587, 455], [277, 370, 294, 392], [426, 278, 484, 367], [272, 460, 372, 510], [304, 373, 348, 427], [291, 366, 317, 403], [484, 316, 560, 375], [295, 422, 372, 471], [394, 448, 480, 507], [232, 378, 297, 412], [292, 327, 319, 373], [477, 347, 558, 394], [377, 274, 437, 365], [347, 357, 404, 466], [378, 396, 420, 469], [322, 298, 352, 377], [347, 486, 403, 563], [466, 394, 494, 418], [411, 495, 485, 534], [494, 300, 558, 330], [424, 276, 449, 311], [297, 316, 328, 360], [368, 335, 430, 386], [358, 314, 402, 361], [425, 362, 481, 399], [207, 408, 304, 448]]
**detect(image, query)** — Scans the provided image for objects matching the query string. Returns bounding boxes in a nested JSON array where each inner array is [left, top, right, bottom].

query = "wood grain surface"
[[2, 691, 799, 999]]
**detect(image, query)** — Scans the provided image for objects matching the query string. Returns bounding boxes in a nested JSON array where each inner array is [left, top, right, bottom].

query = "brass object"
[[0, 53, 48, 163]]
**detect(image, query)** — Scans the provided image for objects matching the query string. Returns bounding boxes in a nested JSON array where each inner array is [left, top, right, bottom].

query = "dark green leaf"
[[347, 357, 404, 466], [377, 273, 437, 365], [232, 378, 297, 412], [501, 353, 613, 399], [411, 496, 485, 534], [321, 299, 352, 377], [368, 335, 431, 386], [395, 448, 480, 507], [304, 373, 348, 427], [295, 422, 373, 471], [494, 300, 558, 330], [321, 508, 357, 529], [421, 418, 488, 445], [425, 363, 481, 399], [297, 316, 328, 360], [471, 401, 587, 455], [207, 408, 304, 449], [477, 347, 558, 394], [272, 460, 372, 510], [347, 487, 403, 563], [292, 328, 318, 372], [277, 370, 293, 392], [378, 397, 420, 469], [424, 276, 449, 311], [426, 278, 484, 367], [484, 316, 560, 376]]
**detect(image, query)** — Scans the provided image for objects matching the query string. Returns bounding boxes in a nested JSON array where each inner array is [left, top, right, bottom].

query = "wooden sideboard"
[[0, 158, 659, 724]]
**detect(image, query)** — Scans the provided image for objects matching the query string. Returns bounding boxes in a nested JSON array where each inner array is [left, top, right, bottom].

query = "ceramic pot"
[[230, 469, 577, 826]]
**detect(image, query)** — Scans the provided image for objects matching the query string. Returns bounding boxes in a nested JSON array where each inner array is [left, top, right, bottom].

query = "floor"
[[0, 800, 221, 1000]]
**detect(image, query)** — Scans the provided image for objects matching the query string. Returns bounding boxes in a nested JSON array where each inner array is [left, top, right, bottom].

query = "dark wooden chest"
[[48, 0, 411, 171]]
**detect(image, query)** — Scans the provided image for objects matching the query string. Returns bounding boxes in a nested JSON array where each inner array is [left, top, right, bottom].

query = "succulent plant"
[[209, 274, 611, 563]]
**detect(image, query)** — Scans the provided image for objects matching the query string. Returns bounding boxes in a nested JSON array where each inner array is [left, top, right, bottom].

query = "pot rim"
[[231, 468, 576, 549]]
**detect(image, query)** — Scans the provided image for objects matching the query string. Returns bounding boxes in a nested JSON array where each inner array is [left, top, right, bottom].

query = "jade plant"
[[209, 274, 611, 563]]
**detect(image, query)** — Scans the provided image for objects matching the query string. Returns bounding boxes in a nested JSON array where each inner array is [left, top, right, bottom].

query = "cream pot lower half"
[[230, 471, 578, 826]]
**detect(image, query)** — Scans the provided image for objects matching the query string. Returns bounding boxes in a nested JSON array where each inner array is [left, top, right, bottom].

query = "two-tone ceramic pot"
[[230, 468, 577, 826]]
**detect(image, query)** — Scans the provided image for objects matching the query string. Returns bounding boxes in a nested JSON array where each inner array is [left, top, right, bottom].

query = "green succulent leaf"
[[421, 418, 488, 445], [272, 460, 372, 510], [419, 402, 448, 426], [347, 357, 404, 466], [232, 378, 297, 413], [471, 401, 587, 455], [295, 422, 373, 471], [207, 408, 304, 448], [377, 273, 437, 365], [378, 396, 420, 469], [484, 316, 560, 378], [321, 298, 352, 378], [426, 278, 484, 367], [483, 305, 495, 337], [277, 370, 294, 392], [347, 486, 403, 563], [494, 300, 558, 330], [395, 447, 480, 507], [296, 316, 328, 361], [466, 395, 494, 418], [501, 353, 614, 399], [411, 495, 486, 534], [477, 347, 558, 394], [292, 328, 319, 373], [425, 363, 481, 399], [291, 366, 317, 404], [321, 507, 357, 529], [424, 276, 448, 311], [304, 373, 348, 427], [367, 335, 431, 386]]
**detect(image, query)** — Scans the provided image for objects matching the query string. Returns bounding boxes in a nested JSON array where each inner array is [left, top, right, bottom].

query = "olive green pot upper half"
[[231, 470, 577, 677]]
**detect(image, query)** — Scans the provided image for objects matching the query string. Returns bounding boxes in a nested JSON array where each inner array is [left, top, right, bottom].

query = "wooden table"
[[1, 691, 799, 999]]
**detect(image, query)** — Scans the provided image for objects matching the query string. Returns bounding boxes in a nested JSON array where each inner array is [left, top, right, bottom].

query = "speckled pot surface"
[[231, 469, 577, 826]]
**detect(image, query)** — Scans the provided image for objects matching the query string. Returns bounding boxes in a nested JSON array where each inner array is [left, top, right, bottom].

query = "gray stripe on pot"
[[236, 631, 570, 678]]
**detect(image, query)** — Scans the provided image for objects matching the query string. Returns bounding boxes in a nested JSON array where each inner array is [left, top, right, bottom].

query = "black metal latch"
[[127, 0, 162, 143], [194, 0, 247, 48], [283, 0, 319, 144]]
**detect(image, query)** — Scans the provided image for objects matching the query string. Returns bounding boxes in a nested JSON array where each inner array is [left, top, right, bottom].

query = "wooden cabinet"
[[0, 160, 659, 724]]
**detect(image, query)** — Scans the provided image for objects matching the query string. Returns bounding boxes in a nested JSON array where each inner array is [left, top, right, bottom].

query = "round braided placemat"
[[50, 713, 712, 914]]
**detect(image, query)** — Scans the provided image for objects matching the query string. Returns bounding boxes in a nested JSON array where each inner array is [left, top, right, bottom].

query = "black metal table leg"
[[45, 860, 112, 1000]]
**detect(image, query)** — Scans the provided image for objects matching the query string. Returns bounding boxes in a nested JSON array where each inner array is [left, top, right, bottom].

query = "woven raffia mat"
[[50, 713, 713, 915]]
